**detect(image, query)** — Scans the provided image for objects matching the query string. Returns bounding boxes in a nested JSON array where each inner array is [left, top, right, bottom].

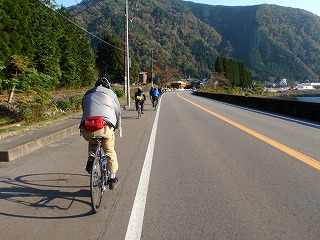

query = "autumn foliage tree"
[[151, 59, 180, 86]]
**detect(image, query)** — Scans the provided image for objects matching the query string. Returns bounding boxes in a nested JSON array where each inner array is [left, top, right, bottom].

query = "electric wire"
[[78, 0, 124, 43], [44, 0, 155, 72], [72, 0, 153, 72], [37, 0, 124, 51], [95, 0, 125, 34], [72, 0, 150, 71]]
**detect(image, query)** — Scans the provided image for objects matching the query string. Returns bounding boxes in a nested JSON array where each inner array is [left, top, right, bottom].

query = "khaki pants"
[[82, 125, 118, 173]]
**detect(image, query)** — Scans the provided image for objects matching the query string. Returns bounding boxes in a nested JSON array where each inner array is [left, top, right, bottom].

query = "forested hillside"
[[2, 0, 320, 95], [70, 0, 222, 79], [184, 2, 320, 82], [0, 0, 95, 94], [70, 0, 320, 83]]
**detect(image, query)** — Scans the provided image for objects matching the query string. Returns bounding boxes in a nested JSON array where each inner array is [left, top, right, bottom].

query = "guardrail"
[[194, 92, 320, 122]]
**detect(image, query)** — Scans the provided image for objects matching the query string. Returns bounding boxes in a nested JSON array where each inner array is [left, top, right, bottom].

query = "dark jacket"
[[135, 91, 146, 102]]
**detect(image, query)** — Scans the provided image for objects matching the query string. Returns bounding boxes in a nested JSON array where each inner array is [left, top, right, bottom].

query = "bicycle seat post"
[[92, 136, 103, 141]]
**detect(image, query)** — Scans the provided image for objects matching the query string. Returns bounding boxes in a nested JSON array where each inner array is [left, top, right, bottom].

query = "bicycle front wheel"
[[138, 104, 142, 118], [90, 157, 103, 213], [154, 99, 158, 109]]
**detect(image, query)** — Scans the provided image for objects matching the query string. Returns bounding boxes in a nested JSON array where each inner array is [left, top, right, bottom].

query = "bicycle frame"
[[137, 101, 142, 118], [90, 136, 109, 213], [153, 97, 158, 109]]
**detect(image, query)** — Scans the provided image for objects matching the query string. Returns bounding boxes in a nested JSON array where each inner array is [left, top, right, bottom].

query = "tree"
[[7, 54, 30, 102], [57, 7, 95, 88], [96, 34, 125, 84], [215, 54, 224, 73], [0, 0, 95, 94], [28, 0, 62, 86], [95, 34, 139, 84], [215, 54, 252, 88], [0, 0, 31, 63]]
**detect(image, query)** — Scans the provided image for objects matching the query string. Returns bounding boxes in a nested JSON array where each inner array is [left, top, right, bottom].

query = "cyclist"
[[149, 87, 154, 101], [80, 76, 121, 190], [150, 87, 160, 107], [158, 86, 163, 97], [135, 87, 146, 114]]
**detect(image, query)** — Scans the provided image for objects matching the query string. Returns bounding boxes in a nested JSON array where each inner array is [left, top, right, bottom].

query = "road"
[[1, 91, 320, 240]]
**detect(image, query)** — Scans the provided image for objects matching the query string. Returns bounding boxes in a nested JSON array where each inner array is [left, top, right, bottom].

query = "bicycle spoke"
[[90, 158, 103, 213]]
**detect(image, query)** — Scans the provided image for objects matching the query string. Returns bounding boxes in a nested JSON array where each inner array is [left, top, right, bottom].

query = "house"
[[298, 82, 320, 89], [171, 81, 187, 89], [203, 78, 214, 85], [298, 83, 314, 90], [191, 80, 204, 88], [139, 72, 148, 85]]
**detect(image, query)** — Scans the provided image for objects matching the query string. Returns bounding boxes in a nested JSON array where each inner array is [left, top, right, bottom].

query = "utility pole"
[[125, 0, 130, 107], [151, 50, 154, 87]]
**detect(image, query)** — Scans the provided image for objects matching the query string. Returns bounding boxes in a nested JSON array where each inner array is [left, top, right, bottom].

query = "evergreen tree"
[[215, 55, 252, 88], [75, 34, 95, 87], [29, 0, 61, 86], [0, 0, 96, 92], [96, 34, 125, 84], [57, 7, 94, 88], [0, 0, 31, 63], [0, 4, 10, 62], [215, 54, 224, 73]]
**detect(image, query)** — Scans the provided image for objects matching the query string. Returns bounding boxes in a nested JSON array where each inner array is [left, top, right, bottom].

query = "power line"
[[73, 0, 151, 72], [37, 0, 124, 52], [78, 0, 124, 43], [45, 0, 153, 73], [94, 0, 125, 35]]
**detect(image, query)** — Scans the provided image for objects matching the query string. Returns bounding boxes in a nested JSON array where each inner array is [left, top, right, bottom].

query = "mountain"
[[69, 0, 320, 82], [183, 2, 320, 82]]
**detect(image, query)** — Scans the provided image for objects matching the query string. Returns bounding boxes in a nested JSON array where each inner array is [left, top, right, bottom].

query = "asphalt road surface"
[[1, 91, 320, 240]]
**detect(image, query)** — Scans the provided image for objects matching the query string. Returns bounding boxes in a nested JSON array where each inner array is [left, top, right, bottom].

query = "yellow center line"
[[178, 93, 320, 170]]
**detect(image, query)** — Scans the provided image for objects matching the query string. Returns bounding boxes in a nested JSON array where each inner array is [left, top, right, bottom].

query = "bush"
[[56, 99, 72, 111], [55, 94, 83, 112], [17, 89, 53, 121], [69, 94, 82, 110], [18, 70, 55, 92], [114, 89, 124, 98]]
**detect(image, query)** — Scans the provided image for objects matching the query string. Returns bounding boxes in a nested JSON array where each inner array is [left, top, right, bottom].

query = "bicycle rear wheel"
[[138, 104, 142, 118], [90, 157, 103, 213], [154, 99, 158, 109]]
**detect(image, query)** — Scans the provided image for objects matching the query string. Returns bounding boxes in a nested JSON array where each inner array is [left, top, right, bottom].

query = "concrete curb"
[[0, 125, 79, 162]]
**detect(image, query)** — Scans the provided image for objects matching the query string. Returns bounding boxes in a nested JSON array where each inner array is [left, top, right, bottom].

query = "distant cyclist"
[[158, 86, 163, 96], [135, 87, 146, 114], [150, 87, 160, 107], [80, 77, 121, 190], [149, 86, 154, 101]]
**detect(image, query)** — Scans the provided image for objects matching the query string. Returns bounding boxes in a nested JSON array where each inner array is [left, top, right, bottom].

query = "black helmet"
[[138, 87, 142, 92], [95, 77, 111, 89]]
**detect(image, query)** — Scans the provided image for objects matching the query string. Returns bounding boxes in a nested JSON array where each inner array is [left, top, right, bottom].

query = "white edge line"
[[124, 97, 162, 240]]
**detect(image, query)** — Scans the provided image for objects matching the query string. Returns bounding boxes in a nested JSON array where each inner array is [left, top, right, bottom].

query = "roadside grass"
[[0, 110, 82, 138], [0, 116, 15, 126], [0, 88, 129, 138]]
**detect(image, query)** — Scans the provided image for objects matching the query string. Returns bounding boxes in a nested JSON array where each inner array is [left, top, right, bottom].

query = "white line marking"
[[124, 97, 162, 240]]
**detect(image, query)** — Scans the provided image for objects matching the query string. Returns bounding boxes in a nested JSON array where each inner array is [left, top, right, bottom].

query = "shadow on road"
[[0, 173, 96, 219]]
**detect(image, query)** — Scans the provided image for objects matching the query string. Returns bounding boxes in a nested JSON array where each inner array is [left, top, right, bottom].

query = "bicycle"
[[153, 97, 158, 109], [137, 101, 142, 119], [90, 136, 109, 213]]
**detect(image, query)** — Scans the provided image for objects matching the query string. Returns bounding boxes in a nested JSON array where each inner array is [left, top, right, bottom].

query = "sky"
[[55, 0, 320, 16]]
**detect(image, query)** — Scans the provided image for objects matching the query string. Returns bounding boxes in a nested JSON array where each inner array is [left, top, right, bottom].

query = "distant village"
[[263, 79, 320, 91], [139, 72, 320, 91]]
